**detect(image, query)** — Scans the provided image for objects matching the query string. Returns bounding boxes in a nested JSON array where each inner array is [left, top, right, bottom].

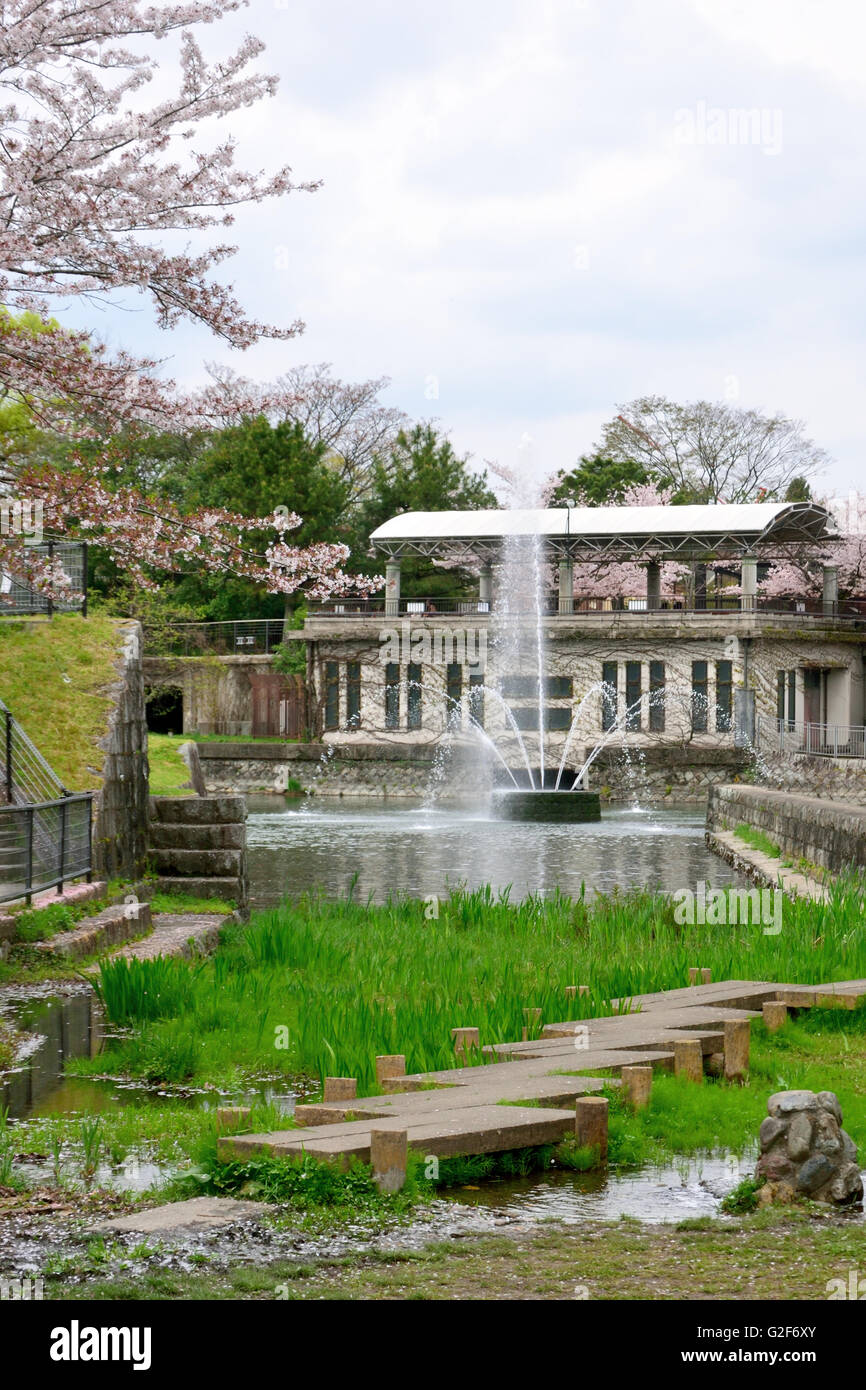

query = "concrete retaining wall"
[[707, 783, 866, 874], [93, 621, 150, 879]]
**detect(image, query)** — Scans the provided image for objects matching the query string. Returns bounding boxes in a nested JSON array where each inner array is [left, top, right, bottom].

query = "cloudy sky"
[[75, 0, 866, 497]]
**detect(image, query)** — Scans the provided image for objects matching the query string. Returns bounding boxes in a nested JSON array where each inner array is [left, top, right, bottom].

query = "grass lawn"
[[146, 733, 194, 796], [0, 612, 130, 790]]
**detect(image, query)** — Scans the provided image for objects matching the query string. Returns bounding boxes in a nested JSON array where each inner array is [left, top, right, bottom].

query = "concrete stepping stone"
[[92, 1196, 268, 1234]]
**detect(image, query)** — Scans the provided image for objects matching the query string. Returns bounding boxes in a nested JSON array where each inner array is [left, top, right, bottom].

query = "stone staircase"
[[147, 796, 248, 916]]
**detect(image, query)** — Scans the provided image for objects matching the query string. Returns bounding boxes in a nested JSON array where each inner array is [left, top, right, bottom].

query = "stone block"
[[370, 1128, 408, 1193], [762, 1001, 788, 1032], [723, 1019, 749, 1082], [674, 1039, 703, 1082], [574, 1096, 608, 1162], [375, 1055, 406, 1086], [323, 1077, 356, 1102], [620, 1065, 652, 1109]]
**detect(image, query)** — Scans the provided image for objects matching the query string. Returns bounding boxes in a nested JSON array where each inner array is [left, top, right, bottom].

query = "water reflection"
[[246, 798, 746, 907]]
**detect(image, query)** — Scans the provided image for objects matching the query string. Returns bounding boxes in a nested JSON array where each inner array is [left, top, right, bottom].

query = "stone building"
[[299, 501, 866, 799]]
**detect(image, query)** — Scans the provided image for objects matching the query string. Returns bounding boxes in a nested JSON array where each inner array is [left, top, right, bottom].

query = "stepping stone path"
[[217, 977, 866, 1171]]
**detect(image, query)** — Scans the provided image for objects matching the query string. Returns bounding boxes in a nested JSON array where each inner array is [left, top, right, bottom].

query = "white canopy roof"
[[371, 502, 834, 561]]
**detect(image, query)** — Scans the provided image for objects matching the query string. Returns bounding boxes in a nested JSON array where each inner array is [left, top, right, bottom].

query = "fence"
[[0, 541, 88, 616], [0, 698, 94, 903], [148, 619, 286, 656], [757, 716, 866, 760]]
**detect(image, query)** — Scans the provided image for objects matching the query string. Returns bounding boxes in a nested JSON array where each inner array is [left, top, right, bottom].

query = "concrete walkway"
[[218, 977, 866, 1168]]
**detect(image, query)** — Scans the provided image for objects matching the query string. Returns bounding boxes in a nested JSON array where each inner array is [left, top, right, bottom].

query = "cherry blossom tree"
[[760, 496, 866, 602], [0, 0, 379, 601]]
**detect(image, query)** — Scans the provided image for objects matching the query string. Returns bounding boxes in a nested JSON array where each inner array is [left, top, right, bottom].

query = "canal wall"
[[193, 740, 749, 803], [94, 620, 150, 879], [706, 784, 866, 876]]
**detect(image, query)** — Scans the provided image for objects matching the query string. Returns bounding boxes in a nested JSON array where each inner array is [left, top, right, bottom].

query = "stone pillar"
[[724, 1019, 750, 1082], [674, 1040, 703, 1082], [645, 560, 661, 611], [740, 554, 757, 612], [693, 562, 707, 611], [478, 564, 492, 609], [375, 1055, 406, 1086], [575, 1096, 609, 1161], [823, 564, 839, 617], [620, 1065, 653, 1109], [558, 557, 574, 615], [385, 559, 401, 617], [763, 1002, 788, 1033], [323, 1076, 357, 1102], [370, 1128, 408, 1193]]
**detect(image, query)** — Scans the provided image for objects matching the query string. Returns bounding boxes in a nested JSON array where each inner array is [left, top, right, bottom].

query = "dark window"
[[601, 661, 618, 732], [346, 661, 361, 729], [407, 662, 422, 730], [649, 661, 665, 733], [716, 659, 733, 732], [385, 663, 400, 729], [546, 706, 573, 731], [625, 661, 642, 731], [787, 670, 796, 728], [776, 670, 786, 724], [546, 676, 573, 699], [692, 660, 708, 732], [324, 661, 339, 731], [446, 662, 462, 723], [500, 675, 573, 699], [469, 673, 484, 727], [511, 705, 541, 732]]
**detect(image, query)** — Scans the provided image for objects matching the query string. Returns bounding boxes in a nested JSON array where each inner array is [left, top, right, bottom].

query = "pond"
[[245, 797, 747, 907]]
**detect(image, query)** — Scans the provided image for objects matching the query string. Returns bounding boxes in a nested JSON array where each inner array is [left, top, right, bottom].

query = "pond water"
[[245, 797, 747, 907]]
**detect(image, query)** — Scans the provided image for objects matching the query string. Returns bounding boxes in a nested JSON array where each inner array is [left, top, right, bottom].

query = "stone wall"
[[707, 783, 866, 873], [755, 751, 866, 805], [93, 621, 149, 878], [196, 741, 490, 798]]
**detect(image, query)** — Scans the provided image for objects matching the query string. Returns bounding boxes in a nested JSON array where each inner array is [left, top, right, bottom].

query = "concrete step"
[[36, 901, 152, 959], [148, 846, 243, 877], [149, 795, 245, 825], [148, 822, 245, 850], [153, 876, 242, 902]]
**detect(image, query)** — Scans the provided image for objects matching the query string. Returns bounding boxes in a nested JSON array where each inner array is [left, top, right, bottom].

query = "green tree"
[[549, 454, 652, 506], [354, 424, 497, 595]]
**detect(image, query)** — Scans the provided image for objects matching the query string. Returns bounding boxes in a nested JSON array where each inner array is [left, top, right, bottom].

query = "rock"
[[786, 1111, 813, 1161], [768, 1090, 819, 1117], [796, 1153, 836, 1194], [827, 1164, 864, 1205], [755, 1089, 861, 1206], [817, 1091, 843, 1123], [759, 1117, 787, 1150]]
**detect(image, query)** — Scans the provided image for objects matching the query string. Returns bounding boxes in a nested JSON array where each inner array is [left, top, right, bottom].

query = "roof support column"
[[558, 557, 574, 614], [646, 561, 661, 611], [478, 563, 492, 610], [385, 559, 401, 618], [823, 564, 839, 617], [693, 562, 707, 611], [740, 555, 757, 612]]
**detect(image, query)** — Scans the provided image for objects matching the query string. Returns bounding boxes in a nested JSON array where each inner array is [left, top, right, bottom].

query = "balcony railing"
[[757, 716, 866, 759], [306, 595, 866, 620]]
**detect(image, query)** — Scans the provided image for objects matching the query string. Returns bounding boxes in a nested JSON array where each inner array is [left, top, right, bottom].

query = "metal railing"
[[306, 595, 866, 620], [0, 698, 94, 903], [0, 794, 93, 903], [757, 716, 866, 759], [0, 540, 88, 616], [146, 619, 286, 656]]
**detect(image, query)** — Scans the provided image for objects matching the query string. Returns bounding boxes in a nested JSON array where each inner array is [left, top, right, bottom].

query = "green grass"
[[146, 734, 194, 796], [66, 877, 866, 1095], [148, 892, 234, 915], [734, 823, 782, 858], [0, 612, 129, 791]]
